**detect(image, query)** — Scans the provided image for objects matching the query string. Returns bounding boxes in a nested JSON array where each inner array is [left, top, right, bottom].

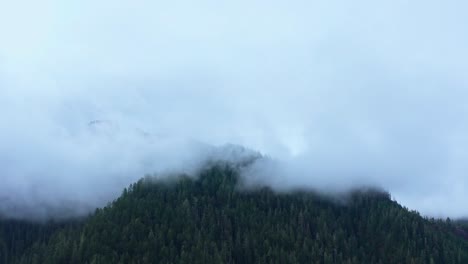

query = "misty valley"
[[1, 159, 468, 264]]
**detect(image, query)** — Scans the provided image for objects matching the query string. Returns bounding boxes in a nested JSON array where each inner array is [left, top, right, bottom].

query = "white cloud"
[[1, 0, 468, 218]]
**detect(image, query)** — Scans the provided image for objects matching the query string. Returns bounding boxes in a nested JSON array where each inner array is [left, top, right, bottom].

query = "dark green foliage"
[[0, 219, 82, 264], [1, 164, 468, 263]]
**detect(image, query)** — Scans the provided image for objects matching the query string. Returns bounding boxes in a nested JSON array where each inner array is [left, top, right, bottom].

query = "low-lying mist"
[[1, 0, 468, 219]]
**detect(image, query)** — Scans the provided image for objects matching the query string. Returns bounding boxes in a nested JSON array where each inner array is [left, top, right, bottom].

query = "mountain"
[[1, 162, 468, 264]]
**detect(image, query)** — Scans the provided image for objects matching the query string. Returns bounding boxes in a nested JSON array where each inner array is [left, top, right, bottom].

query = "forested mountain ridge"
[[1, 162, 468, 264]]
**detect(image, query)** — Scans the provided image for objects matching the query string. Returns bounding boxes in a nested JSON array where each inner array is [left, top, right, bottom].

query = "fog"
[[1, 0, 468, 219]]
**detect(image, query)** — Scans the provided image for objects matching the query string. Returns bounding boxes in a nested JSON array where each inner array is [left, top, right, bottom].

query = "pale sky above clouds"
[[1, 0, 468, 218]]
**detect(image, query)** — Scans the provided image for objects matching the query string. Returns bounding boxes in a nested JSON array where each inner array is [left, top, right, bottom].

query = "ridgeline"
[[1, 163, 468, 264]]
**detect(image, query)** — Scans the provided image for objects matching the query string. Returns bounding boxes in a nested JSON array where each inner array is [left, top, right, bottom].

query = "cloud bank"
[[1, 0, 468, 218]]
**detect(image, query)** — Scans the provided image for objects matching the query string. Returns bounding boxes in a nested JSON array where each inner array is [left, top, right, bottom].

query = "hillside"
[[1, 163, 468, 264]]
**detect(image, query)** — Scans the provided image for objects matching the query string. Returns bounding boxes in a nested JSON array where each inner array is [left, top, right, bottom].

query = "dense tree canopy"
[[1, 163, 468, 263]]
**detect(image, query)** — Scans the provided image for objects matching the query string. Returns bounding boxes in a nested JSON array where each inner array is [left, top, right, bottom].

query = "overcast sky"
[[1, 0, 468, 218]]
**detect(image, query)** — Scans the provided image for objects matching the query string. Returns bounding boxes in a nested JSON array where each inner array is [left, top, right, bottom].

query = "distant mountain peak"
[[87, 119, 120, 137]]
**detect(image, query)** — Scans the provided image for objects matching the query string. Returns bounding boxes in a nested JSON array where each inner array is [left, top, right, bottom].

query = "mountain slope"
[[2, 163, 468, 264]]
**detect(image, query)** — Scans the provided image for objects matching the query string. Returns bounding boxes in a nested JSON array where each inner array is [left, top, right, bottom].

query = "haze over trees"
[[1, 162, 468, 264], [2, 0, 468, 263]]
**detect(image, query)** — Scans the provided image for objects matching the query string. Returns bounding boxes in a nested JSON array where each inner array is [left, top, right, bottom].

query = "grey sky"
[[1, 0, 468, 218]]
